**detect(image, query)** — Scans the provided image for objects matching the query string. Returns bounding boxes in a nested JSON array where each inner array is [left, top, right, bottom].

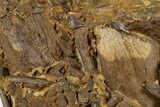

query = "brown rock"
[[56, 94, 68, 107], [116, 99, 141, 107], [94, 26, 160, 107]]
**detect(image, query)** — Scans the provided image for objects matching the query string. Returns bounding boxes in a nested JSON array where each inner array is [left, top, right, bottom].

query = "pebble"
[[144, 80, 160, 99], [68, 15, 83, 30], [110, 21, 129, 33], [0, 67, 9, 77]]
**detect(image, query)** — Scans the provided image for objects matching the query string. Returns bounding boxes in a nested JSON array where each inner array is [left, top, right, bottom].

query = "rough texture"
[[0, 0, 160, 107], [94, 27, 160, 107]]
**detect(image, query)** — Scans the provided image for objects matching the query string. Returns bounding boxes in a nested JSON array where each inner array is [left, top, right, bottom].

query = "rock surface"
[[0, 0, 160, 107], [94, 26, 160, 107]]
